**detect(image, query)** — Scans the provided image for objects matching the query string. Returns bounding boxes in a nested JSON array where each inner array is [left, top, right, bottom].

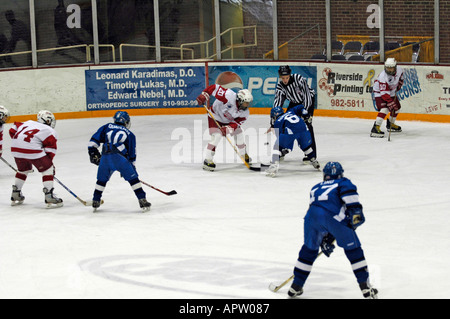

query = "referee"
[[273, 65, 317, 162]]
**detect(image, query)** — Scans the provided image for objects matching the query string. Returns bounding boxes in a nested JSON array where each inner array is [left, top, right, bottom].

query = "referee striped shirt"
[[273, 73, 316, 115]]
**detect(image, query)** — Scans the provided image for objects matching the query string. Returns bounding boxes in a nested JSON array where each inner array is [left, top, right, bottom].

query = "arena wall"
[[2, 61, 450, 123]]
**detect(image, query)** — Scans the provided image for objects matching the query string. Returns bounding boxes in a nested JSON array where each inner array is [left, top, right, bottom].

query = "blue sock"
[[344, 247, 369, 284], [93, 180, 107, 201], [293, 245, 319, 287], [128, 178, 146, 200]]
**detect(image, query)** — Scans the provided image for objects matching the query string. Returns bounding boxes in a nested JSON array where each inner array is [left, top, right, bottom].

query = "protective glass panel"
[[35, 0, 94, 66], [385, 1, 434, 64], [220, 0, 273, 60], [0, 0, 31, 68], [277, 1, 325, 60], [330, 0, 380, 63], [439, 2, 449, 63], [159, 0, 214, 61], [104, 0, 155, 63]]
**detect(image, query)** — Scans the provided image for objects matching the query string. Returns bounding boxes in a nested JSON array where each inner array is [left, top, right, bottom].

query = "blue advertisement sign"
[[85, 66, 205, 110], [208, 65, 317, 108]]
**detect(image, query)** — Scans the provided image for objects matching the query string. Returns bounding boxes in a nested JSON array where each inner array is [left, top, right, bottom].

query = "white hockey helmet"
[[236, 89, 253, 110], [0, 105, 10, 124], [37, 110, 56, 128], [384, 58, 397, 76]]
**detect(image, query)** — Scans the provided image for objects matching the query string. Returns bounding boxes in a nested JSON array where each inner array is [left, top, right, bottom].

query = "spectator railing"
[[119, 44, 194, 62], [180, 25, 257, 60]]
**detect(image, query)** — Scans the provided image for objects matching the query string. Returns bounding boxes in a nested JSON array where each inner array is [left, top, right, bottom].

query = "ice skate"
[[11, 185, 25, 206], [279, 148, 290, 162], [202, 159, 216, 172], [386, 119, 402, 132], [360, 282, 378, 299], [43, 187, 63, 208], [139, 198, 151, 212], [370, 122, 385, 138], [92, 200, 101, 213], [265, 161, 279, 178], [287, 283, 303, 298], [310, 157, 320, 170]]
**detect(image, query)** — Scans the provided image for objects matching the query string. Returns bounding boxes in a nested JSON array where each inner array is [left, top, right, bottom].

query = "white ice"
[[0, 114, 449, 299]]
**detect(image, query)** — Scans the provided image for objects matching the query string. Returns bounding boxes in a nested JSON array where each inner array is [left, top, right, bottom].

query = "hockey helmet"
[[0, 105, 10, 124], [37, 110, 56, 128], [323, 162, 344, 180], [384, 58, 397, 76], [236, 89, 253, 110], [270, 106, 284, 126], [278, 65, 292, 77], [114, 111, 131, 129]]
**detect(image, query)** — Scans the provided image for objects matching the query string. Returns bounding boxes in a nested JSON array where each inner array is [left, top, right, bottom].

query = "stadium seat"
[[348, 55, 365, 61], [343, 41, 363, 59], [331, 54, 346, 61], [310, 54, 327, 61], [331, 40, 344, 55], [385, 41, 400, 51]]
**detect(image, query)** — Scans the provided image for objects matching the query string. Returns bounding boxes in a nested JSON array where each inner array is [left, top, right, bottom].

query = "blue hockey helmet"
[[270, 106, 284, 126], [323, 162, 344, 180], [114, 111, 131, 129]]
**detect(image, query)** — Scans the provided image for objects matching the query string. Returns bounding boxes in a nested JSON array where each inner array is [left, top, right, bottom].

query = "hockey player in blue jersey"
[[288, 162, 378, 299], [266, 105, 319, 177], [88, 111, 151, 212]]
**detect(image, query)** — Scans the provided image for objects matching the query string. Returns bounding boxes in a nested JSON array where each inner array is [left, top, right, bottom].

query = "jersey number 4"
[[13, 127, 40, 143]]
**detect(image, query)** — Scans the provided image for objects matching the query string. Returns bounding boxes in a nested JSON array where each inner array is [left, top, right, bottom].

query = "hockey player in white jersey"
[[9, 110, 63, 207], [0, 105, 10, 157], [196, 84, 253, 171], [371, 58, 404, 137]]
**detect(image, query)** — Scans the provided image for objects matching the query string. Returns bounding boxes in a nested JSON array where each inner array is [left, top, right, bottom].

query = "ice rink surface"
[[0, 113, 449, 299]]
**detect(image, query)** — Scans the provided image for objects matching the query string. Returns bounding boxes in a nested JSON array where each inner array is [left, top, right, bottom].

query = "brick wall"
[[1, 0, 448, 67], [274, 0, 449, 63]]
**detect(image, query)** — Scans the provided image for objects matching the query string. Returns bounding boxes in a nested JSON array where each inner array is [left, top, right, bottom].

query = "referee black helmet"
[[278, 65, 292, 76]]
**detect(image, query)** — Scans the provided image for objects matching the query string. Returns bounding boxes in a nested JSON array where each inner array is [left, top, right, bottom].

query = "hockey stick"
[[0, 156, 34, 173], [202, 104, 267, 171], [388, 96, 399, 142], [0, 156, 19, 172], [53, 176, 101, 206], [268, 240, 336, 293], [388, 123, 392, 142], [1, 157, 95, 206], [140, 179, 177, 196], [268, 274, 295, 293]]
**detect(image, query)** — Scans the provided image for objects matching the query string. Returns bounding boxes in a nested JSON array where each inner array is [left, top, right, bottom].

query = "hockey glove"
[[88, 147, 101, 166], [387, 99, 397, 112], [220, 125, 233, 136], [196, 92, 210, 105], [320, 233, 335, 257], [301, 108, 312, 124], [346, 204, 365, 229]]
